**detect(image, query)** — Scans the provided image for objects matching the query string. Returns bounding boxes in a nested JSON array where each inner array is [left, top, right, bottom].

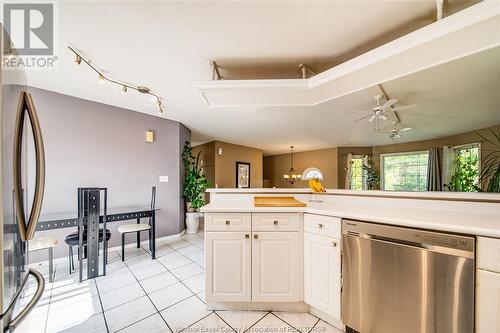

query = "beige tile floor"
[[17, 232, 343, 333]]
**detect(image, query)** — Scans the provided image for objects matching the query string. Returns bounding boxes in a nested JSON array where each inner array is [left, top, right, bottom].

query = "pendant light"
[[283, 146, 301, 184]]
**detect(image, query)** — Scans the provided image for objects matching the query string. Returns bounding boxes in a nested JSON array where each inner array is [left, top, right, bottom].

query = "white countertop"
[[207, 188, 500, 202], [201, 193, 500, 238]]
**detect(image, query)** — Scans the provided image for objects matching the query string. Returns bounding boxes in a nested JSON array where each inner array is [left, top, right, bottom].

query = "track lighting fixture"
[[68, 45, 165, 115]]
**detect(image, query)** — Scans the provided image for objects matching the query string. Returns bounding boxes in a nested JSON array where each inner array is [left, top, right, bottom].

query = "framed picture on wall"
[[236, 162, 251, 188]]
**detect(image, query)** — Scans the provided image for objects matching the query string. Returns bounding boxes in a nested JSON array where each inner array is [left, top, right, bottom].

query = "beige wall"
[[371, 124, 500, 173], [193, 140, 263, 188], [214, 141, 263, 188], [264, 124, 500, 190], [263, 148, 339, 188]]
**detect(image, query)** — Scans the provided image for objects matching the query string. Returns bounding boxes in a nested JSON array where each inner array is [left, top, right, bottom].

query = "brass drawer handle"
[[273, 220, 278, 225], [317, 223, 323, 228], [225, 220, 230, 225], [254, 234, 259, 239], [332, 241, 337, 247]]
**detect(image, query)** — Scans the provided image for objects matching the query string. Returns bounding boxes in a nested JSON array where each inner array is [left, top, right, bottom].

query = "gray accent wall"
[[26, 87, 190, 259]]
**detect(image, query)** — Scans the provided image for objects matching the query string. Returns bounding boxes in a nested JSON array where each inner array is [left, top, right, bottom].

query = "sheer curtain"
[[426, 148, 442, 191], [345, 153, 353, 189], [442, 145, 454, 190]]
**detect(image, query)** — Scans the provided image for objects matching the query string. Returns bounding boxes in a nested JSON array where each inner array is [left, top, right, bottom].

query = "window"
[[350, 157, 364, 190], [381, 151, 430, 191], [444, 143, 481, 192], [302, 167, 323, 180]]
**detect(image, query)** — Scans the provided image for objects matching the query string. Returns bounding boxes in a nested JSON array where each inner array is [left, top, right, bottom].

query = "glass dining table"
[[36, 205, 158, 281]]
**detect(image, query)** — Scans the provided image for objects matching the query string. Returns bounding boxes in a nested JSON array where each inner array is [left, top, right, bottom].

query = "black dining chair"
[[65, 188, 111, 274], [118, 186, 156, 261]]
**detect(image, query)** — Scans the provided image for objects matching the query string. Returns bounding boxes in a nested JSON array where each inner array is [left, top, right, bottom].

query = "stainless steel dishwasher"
[[342, 219, 475, 333]]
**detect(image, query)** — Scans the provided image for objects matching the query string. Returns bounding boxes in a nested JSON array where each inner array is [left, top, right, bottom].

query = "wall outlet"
[[159, 176, 169, 183]]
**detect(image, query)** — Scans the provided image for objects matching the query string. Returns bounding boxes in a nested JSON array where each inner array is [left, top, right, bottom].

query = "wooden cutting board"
[[254, 196, 307, 207]]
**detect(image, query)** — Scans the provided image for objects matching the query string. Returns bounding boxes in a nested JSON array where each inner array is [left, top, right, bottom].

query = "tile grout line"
[[270, 312, 320, 333], [120, 252, 174, 333], [41, 263, 56, 333], [242, 311, 273, 333], [153, 238, 219, 330], [307, 318, 322, 333], [94, 275, 111, 333], [212, 311, 238, 333]]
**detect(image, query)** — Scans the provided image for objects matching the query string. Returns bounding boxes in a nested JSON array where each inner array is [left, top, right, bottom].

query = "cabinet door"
[[206, 232, 251, 302], [304, 232, 341, 321], [477, 269, 500, 333], [252, 232, 302, 302]]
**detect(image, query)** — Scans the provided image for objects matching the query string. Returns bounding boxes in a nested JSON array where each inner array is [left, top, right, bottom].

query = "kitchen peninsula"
[[201, 188, 500, 333]]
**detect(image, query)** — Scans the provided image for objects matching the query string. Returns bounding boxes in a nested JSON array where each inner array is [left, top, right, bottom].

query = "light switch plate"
[[159, 176, 169, 183]]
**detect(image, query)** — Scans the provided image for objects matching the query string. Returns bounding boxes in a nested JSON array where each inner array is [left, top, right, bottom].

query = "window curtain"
[[345, 153, 353, 189], [442, 145, 454, 190], [426, 148, 442, 191]]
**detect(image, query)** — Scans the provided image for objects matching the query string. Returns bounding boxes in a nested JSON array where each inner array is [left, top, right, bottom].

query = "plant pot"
[[186, 202, 196, 213], [185, 212, 199, 234]]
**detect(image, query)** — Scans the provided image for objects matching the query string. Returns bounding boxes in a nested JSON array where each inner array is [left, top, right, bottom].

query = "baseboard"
[[206, 301, 309, 312], [308, 306, 345, 331], [30, 229, 188, 266]]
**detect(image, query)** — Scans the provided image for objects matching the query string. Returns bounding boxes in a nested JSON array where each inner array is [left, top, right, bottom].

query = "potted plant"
[[182, 141, 210, 233], [476, 128, 500, 192], [361, 156, 380, 190], [445, 152, 480, 192]]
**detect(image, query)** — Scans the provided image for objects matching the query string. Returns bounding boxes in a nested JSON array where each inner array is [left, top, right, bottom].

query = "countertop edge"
[[200, 205, 500, 238]]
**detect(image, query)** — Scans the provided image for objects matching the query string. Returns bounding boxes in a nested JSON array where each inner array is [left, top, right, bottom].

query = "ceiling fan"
[[354, 94, 418, 123], [381, 123, 413, 140]]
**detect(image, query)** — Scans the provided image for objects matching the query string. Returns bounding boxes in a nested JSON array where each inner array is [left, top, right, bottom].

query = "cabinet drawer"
[[252, 213, 301, 232], [478, 237, 500, 273], [205, 213, 251, 231], [304, 214, 341, 238]]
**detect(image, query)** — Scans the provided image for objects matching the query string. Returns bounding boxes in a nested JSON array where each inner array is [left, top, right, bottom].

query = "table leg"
[[136, 218, 140, 248], [151, 210, 156, 259], [87, 189, 100, 279], [48, 248, 53, 283]]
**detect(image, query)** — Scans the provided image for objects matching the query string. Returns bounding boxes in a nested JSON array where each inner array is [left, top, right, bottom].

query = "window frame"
[[349, 155, 366, 190], [302, 167, 324, 180], [452, 142, 481, 172], [380, 150, 430, 191]]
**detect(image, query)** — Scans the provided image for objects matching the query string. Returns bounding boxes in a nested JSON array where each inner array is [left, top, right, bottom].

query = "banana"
[[308, 178, 325, 193]]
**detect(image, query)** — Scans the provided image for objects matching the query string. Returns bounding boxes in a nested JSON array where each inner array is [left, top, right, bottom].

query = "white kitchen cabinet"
[[206, 231, 251, 302], [252, 231, 302, 302], [477, 269, 500, 333], [304, 232, 341, 322]]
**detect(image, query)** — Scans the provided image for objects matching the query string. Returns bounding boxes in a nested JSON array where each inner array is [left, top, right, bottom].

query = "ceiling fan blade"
[[381, 98, 398, 110], [368, 114, 377, 122], [380, 114, 389, 121], [391, 104, 418, 112], [352, 110, 372, 113], [400, 127, 413, 132], [355, 114, 373, 122]]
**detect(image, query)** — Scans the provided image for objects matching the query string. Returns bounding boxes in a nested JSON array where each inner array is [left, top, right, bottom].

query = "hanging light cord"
[[67, 45, 164, 114]]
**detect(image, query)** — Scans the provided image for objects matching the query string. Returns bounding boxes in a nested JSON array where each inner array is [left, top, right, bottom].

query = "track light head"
[[99, 74, 105, 84], [122, 85, 127, 95], [75, 55, 81, 65], [158, 100, 164, 114], [137, 86, 151, 94]]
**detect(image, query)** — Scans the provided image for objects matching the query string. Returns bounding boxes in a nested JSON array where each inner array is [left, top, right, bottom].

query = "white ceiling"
[[24, 0, 498, 155]]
